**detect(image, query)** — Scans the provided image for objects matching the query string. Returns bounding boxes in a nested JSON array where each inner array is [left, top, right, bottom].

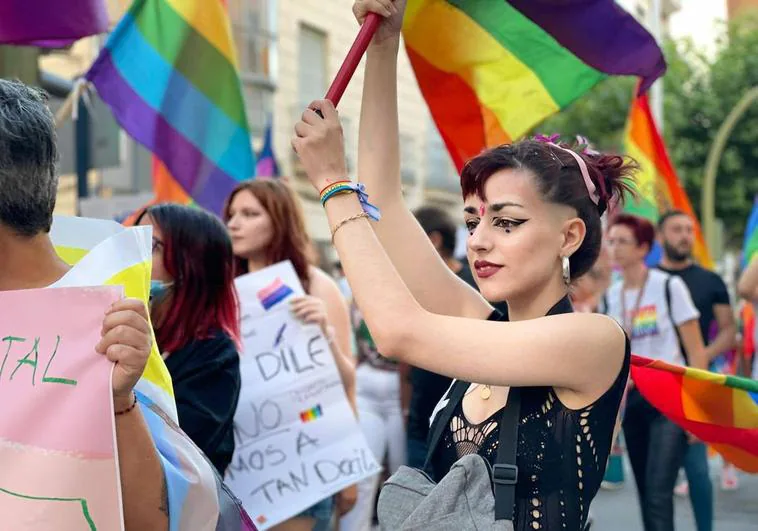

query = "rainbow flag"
[[631, 354, 758, 473], [299, 405, 323, 423], [623, 91, 713, 268], [402, 0, 665, 171], [742, 197, 758, 267], [86, 0, 255, 215], [0, 0, 108, 47]]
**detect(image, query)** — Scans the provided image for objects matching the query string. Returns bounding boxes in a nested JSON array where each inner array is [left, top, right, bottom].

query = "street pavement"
[[591, 458, 757, 531]]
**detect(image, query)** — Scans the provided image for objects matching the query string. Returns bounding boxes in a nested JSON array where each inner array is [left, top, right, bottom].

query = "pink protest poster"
[[0, 286, 124, 530]]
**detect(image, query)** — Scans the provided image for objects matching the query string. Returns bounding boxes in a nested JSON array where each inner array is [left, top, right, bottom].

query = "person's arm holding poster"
[[96, 298, 169, 531]]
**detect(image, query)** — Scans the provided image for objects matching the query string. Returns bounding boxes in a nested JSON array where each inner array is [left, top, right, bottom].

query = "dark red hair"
[[460, 138, 637, 278], [136, 204, 240, 354], [609, 213, 655, 252], [223, 180, 312, 292]]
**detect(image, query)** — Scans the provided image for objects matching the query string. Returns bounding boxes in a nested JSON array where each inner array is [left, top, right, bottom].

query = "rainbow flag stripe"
[[631, 354, 758, 473], [300, 405, 323, 423], [86, 0, 255, 214], [257, 278, 294, 311], [623, 92, 713, 268], [402, 0, 665, 171], [742, 197, 758, 266], [0, 0, 108, 47]]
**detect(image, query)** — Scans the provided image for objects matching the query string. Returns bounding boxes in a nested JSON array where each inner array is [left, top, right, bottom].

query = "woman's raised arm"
[[353, 0, 490, 319]]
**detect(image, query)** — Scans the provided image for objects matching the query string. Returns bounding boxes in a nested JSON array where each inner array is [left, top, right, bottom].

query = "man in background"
[[403, 206, 508, 467], [658, 210, 738, 531]]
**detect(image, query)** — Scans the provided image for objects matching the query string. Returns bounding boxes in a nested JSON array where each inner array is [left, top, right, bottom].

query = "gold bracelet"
[[331, 212, 370, 243]]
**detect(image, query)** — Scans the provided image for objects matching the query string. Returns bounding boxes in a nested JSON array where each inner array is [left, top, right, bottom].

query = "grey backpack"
[[377, 381, 521, 530]]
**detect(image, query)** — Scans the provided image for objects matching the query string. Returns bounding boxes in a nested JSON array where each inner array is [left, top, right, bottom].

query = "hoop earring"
[[562, 256, 571, 285]]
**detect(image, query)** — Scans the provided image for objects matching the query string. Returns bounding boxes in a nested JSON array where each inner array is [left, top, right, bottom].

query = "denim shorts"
[[296, 495, 334, 523]]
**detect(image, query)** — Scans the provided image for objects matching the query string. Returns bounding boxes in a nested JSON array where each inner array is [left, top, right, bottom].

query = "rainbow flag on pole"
[[623, 91, 714, 268], [86, 0, 255, 215], [402, 0, 666, 171], [631, 354, 758, 473]]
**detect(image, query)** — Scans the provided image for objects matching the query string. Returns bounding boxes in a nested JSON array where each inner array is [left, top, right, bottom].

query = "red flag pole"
[[325, 13, 382, 107]]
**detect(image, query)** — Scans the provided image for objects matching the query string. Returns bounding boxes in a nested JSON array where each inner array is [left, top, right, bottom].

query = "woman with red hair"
[[606, 213, 706, 531], [136, 203, 242, 476], [224, 179, 357, 531]]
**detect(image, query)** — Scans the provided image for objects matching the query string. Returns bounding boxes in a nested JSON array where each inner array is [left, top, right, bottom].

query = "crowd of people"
[[1, 1, 755, 530]]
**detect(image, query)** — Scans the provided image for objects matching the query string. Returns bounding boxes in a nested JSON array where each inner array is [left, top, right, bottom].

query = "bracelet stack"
[[319, 180, 382, 241]]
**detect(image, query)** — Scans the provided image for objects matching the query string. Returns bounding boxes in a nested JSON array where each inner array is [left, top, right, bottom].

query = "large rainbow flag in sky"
[[623, 91, 714, 268], [402, 0, 666, 172], [632, 354, 758, 472], [86, 0, 255, 215]]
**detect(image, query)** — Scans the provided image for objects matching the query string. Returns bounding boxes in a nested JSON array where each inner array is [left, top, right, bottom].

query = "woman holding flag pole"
[[290, 1, 635, 529]]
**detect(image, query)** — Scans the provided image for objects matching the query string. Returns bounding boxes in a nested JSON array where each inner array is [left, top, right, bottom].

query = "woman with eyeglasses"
[[136, 203, 242, 476]]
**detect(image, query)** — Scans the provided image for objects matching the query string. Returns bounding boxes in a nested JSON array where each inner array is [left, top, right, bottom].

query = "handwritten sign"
[[0, 286, 124, 531], [227, 262, 380, 529]]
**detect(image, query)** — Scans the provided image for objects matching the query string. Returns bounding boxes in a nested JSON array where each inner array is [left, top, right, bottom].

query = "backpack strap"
[[422, 379, 469, 473], [665, 275, 688, 365], [492, 386, 522, 521]]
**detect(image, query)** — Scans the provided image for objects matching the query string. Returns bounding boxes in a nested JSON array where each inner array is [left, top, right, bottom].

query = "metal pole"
[[648, 0, 665, 131], [75, 97, 91, 212], [701, 86, 758, 256]]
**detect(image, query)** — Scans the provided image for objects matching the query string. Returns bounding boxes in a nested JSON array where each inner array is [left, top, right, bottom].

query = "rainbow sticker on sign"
[[300, 405, 323, 423], [257, 277, 294, 310]]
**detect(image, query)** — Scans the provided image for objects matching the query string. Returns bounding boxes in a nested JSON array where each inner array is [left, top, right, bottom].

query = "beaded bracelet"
[[115, 393, 138, 416]]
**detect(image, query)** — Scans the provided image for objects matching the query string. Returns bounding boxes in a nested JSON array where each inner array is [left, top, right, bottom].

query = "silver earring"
[[562, 256, 571, 285]]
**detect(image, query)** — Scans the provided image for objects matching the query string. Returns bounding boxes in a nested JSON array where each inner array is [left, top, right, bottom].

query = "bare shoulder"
[[308, 266, 346, 303]]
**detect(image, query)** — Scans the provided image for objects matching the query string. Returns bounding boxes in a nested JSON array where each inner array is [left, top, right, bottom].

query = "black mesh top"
[[429, 298, 630, 531]]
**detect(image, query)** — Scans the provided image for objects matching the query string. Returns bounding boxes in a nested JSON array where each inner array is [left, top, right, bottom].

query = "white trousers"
[[338, 364, 406, 531]]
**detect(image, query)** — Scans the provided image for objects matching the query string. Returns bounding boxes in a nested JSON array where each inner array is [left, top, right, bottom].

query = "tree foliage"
[[533, 13, 758, 246]]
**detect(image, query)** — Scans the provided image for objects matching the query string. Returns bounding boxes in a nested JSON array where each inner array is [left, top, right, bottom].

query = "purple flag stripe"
[[0, 0, 109, 47], [508, 0, 666, 93]]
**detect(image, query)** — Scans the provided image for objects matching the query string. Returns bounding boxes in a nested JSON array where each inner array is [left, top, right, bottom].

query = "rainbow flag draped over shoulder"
[[402, 0, 666, 171], [50, 216, 256, 531], [623, 91, 714, 268], [631, 354, 758, 472], [86, 0, 255, 215]]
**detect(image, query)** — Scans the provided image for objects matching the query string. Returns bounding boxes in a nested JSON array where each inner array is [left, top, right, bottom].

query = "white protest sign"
[[227, 261, 380, 529]]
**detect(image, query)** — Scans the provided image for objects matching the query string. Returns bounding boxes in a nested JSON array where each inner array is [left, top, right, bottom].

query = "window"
[[298, 25, 327, 108], [425, 119, 458, 191], [230, 0, 277, 136]]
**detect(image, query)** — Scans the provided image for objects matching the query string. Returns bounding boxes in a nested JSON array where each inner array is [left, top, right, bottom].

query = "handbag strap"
[[493, 386, 521, 521]]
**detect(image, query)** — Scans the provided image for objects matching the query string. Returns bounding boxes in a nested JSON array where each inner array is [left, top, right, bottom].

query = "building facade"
[[42, 0, 461, 261]]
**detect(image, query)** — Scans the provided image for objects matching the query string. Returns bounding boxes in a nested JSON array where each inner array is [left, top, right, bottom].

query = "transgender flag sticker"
[[257, 277, 294, 310]]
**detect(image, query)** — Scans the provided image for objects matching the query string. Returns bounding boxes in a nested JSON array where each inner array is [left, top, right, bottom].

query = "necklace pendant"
[[480, 385, 492, 400]]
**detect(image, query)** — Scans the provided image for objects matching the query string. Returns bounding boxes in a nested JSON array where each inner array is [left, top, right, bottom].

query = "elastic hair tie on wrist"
[[320, 181, 381, 221]]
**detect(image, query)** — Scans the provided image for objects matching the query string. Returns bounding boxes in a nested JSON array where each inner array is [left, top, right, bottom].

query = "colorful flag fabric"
[[623, 91, 714, 268], [50, 216, 257, 531], [0, 0, 109, 47], [631, 354, 758, 473], [86, 0, 255, 215], [256, 118, 281, 178], [402, 0, 666, 171], [742, 196, 758, 267]]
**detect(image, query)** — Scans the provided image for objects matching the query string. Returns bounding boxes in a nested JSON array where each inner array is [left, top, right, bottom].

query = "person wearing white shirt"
[[606, 214, 706, 531]]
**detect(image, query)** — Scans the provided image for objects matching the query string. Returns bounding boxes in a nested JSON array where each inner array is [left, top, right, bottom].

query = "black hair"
[[413, 205, 458, 257], [460, 138, 637, 278]]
